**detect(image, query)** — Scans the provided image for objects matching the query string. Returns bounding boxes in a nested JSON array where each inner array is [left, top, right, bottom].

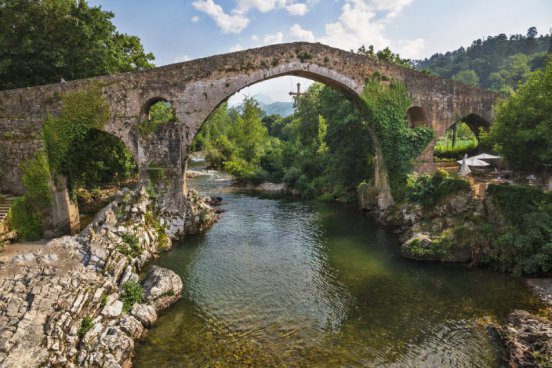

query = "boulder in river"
[[142, 266, 183, 311]]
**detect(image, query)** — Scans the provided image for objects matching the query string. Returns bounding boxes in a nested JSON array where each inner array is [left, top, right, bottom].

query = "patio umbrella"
[[457, 156, 491, 167], [471, 153, 501, 160], [459, 154, 471, 176]]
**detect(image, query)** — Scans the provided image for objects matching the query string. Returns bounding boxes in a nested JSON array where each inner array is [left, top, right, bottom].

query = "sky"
[[89, 0, 552, 103]]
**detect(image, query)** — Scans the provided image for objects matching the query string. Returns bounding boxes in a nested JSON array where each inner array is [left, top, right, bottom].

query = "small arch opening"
[[407, 106, 429, 128], [139, 98, 177, 136], [462, 113, 490, 138]]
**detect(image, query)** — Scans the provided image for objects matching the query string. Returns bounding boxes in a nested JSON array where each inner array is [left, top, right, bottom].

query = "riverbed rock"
[[0, 183, 214, 367], [494, 310, 552, 367], [131, 304, 157, 327], [142, 266, 183, 311]]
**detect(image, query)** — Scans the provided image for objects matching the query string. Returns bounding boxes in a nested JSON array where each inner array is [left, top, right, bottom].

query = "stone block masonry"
[[0, 185, 216, 367], [0, 42, 499, 230]]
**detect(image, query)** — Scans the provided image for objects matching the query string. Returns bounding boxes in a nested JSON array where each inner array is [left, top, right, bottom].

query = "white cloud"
[[229, 43, 245, 52], [288, 24, 315, 42], [320, 0, 388, 51], [263, 32, 284, 44], [251, 34, 259, 41], [174, 55, 191, 63], [396, 38, 426, 58], [192, 0, 314, 34], [191, 15, 200, 22], [237, 0, 277, 13], [192, 0, 250, 34], [285, 3, 309, 16]]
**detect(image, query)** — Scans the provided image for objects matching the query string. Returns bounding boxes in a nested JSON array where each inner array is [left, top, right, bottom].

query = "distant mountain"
[[258, 100, 294, 117], [253, 93, 275, 105]]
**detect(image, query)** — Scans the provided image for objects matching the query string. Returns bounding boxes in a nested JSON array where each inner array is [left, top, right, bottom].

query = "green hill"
[[415, 27, 551, 92]]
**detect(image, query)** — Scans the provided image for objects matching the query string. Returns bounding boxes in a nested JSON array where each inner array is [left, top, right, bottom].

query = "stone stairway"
[[0, 195, 16, 223]]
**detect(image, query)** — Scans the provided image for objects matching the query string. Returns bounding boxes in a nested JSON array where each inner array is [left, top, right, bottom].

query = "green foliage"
[[434, 140, 478, 160], [355, 45, 413, 68], [452, 70, 480, 87], [0, 0, 154, 90], [361, 77, 434, 200], [8, 197, 42, 240], [192, 102, 232, 151], [405, 232, 454, 258], [145, 180, 158, 201], [406, 169, 471, 206], [100, 293, 108, 308], [78, 316, 94, 338], [122, 281, 144, 313], [66, 130, 137, 189], [416, 28, 550, 90], [196, 77, 434, 202], [43, 85, 110, 176], [488, 54, 532, 93], [10, 151, 52, 240], [434, 122, 479, 159], [484, 184, 552, 275], [21, 151, 52, 212], [138, 101, 176, 136], [484, 58, 552, 171], [118, 233, 142, 258]]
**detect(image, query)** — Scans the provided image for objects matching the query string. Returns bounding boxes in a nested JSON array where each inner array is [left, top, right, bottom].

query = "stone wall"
[[0, 42, 499, 227], [0, 185, 216, 367]]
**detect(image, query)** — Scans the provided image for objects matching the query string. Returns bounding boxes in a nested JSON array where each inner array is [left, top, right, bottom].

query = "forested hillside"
[[415, 27, 550, 92]]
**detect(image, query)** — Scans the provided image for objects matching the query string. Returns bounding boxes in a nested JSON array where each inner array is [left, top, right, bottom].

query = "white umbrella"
[[457, 157, 491, 167], [460, 154, 471, 176], [471, 153, 501, 160]]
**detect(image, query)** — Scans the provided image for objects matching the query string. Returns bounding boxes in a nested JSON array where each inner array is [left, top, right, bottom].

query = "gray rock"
[[131, 304, 157, 327], [141, 266, 183, 311], [101, 300, 123, 318]]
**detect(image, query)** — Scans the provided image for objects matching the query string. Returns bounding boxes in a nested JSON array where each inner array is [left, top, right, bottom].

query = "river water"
[[134, 165, 543, 367]]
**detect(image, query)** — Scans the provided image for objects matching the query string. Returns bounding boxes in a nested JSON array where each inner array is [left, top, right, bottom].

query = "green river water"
[[134, 167, 543, 367]]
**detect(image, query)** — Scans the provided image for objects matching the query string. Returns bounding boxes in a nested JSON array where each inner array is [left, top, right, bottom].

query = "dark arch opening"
[[406, 106, 429, 128], [462, 113, 491, 138], [433, 114, 491, 162], [70, 128, 138, 229]]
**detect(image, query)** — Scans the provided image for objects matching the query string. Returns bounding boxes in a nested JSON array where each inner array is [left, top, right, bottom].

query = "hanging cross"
[[289, 82, 302, 98]]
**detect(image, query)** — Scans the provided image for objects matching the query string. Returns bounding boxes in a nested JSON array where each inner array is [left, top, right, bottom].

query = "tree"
[[415, 30, 551, 89], [0, 0, 154, 90], [485, 58, 552, 171], [527, 27, 538, 39], [452, 70, 480, 87]]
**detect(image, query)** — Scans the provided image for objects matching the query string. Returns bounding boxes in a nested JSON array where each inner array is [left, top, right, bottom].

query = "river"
[[134, 163, 543, 367]]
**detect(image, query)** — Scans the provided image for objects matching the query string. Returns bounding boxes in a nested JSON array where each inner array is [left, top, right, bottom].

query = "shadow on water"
[[134, 168, 543, 367]]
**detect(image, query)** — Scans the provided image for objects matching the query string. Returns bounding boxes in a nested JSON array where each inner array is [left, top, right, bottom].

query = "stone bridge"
[[0, 42, 499, 235]]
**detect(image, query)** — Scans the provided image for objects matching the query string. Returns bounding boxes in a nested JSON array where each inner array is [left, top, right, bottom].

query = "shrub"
[[406, 169, 470, 206], [78, 316, 94, 338], [118, 233, 142, 258], [122, 281, 144, 313], [8, 197, 42, 240], [434, 140, 478, 160], [483, 184, 552, 275], [21, 151, 52, 212]]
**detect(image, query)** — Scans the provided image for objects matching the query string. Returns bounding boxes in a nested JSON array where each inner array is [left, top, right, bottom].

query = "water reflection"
[[134, 169, 542, 367]]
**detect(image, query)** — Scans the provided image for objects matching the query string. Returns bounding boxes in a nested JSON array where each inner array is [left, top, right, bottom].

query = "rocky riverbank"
[[493, 280, 552, 367], [0, 185, 216, 367], [359, 184, 552, 367]]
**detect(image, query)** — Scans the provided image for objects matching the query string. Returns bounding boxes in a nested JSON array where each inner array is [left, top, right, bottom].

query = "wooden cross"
[[289, 82, 302, 98]]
